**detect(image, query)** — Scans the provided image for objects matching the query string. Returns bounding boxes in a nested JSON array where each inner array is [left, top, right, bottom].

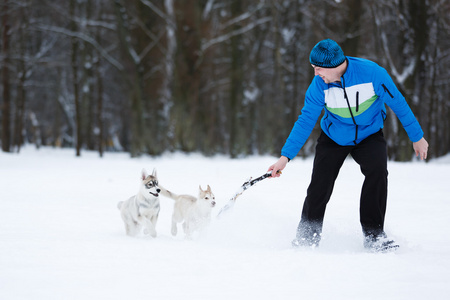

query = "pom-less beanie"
[[309, 39, 346, 68]]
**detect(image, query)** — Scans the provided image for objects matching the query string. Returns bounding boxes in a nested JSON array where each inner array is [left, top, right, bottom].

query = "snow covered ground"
[[1, 147, 449, 300]]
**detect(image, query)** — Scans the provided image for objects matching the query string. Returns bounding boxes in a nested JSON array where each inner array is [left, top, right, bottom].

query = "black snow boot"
[[364, 233, 399, 253], [292, 233, 321, 249]]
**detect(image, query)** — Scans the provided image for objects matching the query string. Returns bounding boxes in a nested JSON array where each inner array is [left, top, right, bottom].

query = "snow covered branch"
[[201, 16, 272, 51], [34, 25, 124, 71]]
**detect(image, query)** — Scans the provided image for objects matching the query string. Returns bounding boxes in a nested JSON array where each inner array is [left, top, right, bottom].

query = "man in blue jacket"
[[268, 39, 429, 252]]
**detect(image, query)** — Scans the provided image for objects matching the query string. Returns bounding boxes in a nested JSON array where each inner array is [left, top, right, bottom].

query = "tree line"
[[1, 0, 449, 160]]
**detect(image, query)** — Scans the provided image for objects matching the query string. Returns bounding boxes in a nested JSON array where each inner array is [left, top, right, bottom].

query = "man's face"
[[311, 65, 341, 84]]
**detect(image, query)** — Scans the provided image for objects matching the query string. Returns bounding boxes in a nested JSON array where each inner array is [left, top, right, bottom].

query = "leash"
[[217, 170, 281, 218]]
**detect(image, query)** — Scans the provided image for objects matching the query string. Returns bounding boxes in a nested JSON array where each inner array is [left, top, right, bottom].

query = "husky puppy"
[[160, 185, 216, 239], [117, 169, 161, 237]]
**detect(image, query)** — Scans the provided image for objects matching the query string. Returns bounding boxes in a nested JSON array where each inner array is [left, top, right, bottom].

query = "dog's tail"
[[117, 201, 124, 210], [158, 185, 178, 201]]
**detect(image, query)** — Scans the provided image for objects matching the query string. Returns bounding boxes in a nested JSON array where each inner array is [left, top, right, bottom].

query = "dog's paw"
[[171, 224, 178, 236], [143, 228, 157, 238]]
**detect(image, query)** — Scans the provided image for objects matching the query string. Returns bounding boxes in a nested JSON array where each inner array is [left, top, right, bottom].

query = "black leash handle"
[[243, 170, 281, 190]]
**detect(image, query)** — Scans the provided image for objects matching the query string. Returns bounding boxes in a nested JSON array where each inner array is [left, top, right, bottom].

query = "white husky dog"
[[160, 185, 216, 239], [117, 169, 161, 237]]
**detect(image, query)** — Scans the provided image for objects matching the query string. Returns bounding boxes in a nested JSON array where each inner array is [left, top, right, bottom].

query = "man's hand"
[[268, 156, 289, 177], [413, 137, 429, 160]]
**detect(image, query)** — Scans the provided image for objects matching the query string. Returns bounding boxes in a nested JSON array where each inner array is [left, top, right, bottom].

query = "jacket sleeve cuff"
[[281, 154, 292, 162]]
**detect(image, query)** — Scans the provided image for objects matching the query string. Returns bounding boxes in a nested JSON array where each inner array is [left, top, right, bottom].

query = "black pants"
[[296, 130, 388, 243]]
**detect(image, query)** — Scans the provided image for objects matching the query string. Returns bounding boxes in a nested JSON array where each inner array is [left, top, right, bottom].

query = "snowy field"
[[1, 146, 449, 300]]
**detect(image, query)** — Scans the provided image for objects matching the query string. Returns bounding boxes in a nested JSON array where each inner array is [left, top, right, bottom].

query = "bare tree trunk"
[[70, 0, 82, 156], [1, 3, 11, 152], [12, 5, 25, 152], [114, 0, 146, 156], [14, 62, 26, 152], [172, 0, 202, 152], [96, 53, 104, 157], [341, 0, 363, 56], [228, 0, 245, 157]]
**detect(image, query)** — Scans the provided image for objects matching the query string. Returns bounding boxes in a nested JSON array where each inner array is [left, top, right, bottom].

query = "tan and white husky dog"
[[160, 185, 216, 239], [117, 169, 161, 237]]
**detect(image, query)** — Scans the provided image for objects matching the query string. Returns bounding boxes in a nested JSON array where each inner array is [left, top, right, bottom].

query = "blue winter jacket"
[[281, 56, 424, 160]]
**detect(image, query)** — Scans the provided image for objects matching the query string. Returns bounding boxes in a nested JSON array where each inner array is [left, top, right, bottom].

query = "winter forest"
[[1, 0, 449, 160]]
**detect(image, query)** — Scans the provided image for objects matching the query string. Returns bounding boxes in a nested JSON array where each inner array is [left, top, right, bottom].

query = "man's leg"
[[350, 130, 388, 239], [295, 131, 351, 246]]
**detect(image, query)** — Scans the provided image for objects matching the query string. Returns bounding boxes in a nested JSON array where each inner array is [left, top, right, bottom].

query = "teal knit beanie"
[[309, 39, 346, 68]]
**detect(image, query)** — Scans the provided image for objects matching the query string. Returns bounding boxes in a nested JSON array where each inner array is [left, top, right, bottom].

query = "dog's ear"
[[152, 168, 157, 178], [207, 185, 211, 192], [141, 169, 148, 180], [199, 185, 204, 192]]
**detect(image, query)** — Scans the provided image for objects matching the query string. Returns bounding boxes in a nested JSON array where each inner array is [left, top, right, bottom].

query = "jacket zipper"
[[341, 77, 358, 145], [356, 91, 359, 112], [381, 110, 386, 121], [382, 84, 394, 98]]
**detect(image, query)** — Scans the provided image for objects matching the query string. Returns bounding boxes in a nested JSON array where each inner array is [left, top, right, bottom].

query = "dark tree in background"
[[1, 0, 449, 160], [1, 0, 11, 152]]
